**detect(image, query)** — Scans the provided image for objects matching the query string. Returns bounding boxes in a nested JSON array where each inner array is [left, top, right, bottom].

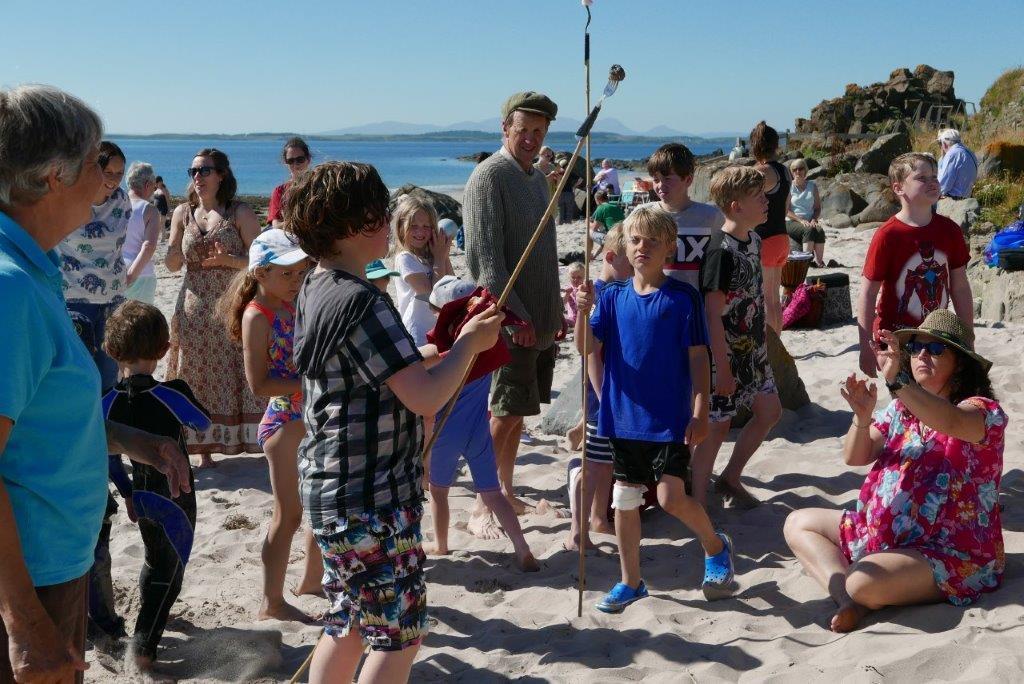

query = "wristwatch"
[[885, 370, 912, 395]]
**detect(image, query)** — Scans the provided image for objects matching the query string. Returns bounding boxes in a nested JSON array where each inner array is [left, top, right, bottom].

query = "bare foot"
[[423, 544, 450, 556], [562, 535, 597, 552], [714, 478, 759, 510], [290, 584, 326, 599], [516, 551, 541, 572], [257, 600, 314, 623], [507, 495, 530, 516], [195, 454, 217, 469], [590, 518, 615, 535], [567, 423, 584, 451], [468, 511, 505, 540], [830, 601, 870, 632], [134, 656, 175, 683]]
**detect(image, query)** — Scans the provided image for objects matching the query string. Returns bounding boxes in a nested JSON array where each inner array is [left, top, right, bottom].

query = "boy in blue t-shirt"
[[575, 205, 736, 613]]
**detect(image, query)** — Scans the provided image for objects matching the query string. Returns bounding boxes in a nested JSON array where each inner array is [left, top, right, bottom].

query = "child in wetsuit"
[[101, 301, 210, 673]]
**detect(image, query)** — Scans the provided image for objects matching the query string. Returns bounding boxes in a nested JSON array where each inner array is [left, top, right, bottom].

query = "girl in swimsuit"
[[222, 228, 321, 623]]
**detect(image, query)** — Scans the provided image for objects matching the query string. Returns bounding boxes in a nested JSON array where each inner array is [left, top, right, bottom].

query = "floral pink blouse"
[[840, 396, 1007, 605]]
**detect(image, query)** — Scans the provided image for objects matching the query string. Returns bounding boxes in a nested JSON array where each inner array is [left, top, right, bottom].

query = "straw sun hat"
[[893, 309, 992, 372]]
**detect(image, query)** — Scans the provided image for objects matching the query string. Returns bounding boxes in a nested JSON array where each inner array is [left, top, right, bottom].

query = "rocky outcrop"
[[937, 197, 981, 234], [815, 173, 898, 226], [854, 132, 912, 174], [978, 142, 1024, 178], [968, 257, 1024, 323], [390, 184, 462, 224], [796, 65, 964, 137]]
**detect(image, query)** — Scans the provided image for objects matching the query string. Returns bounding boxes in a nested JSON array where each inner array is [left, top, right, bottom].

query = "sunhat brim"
[[894, 327, 992, 372]]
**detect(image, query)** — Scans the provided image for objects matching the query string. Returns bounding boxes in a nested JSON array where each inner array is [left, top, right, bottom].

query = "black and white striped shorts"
[[584, 421, 614, 464]]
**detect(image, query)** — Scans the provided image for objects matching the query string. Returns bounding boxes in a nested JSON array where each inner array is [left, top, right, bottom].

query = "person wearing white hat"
[[936, 129, 978, 200]]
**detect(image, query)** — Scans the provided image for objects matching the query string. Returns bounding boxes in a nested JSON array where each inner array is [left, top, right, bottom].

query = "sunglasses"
[[187, 166, 216, 179], [285, 155, 308, 166], [905, 338, 948, 356]]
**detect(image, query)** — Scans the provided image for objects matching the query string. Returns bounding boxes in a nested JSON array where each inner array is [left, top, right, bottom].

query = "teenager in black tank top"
[[749, 122, 790, 333], [755, 160, 791, 241]]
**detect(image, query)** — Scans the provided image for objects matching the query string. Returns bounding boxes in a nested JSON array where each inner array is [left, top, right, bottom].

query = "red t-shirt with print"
[[862, 213, 969, 332]]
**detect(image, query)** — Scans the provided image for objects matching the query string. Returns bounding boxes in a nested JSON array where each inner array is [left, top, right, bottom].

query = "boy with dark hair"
[[286, 161, 501, 683], [641, 142, 724, 290], [857, 152, 973, 377], [101, 300, 210, 674], [589, 189, 625, 247], [693, 166, 782, 509], [576, 206, 735, 613]]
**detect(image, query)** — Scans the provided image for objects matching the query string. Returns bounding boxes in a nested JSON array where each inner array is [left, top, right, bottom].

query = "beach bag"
[[998, 247, 1024, 271], [782, 282, 826, 329], [984, 221, 1024, 267], [805, 272, 852, 325]]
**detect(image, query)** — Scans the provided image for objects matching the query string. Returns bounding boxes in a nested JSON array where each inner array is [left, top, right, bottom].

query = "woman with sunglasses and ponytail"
[[785, 309, 1006, 633], [268, 137, 311, 229], [165, 148, 263, 467]]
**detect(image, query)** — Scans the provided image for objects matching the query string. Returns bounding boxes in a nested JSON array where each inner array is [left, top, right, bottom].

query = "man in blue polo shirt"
[[0, 85, 190, 683], [937, 128, 978, 200]]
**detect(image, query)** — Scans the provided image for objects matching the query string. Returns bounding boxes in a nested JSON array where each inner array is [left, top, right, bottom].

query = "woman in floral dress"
[[165, 148, 263, 466], [785, 309, 1006, 632]]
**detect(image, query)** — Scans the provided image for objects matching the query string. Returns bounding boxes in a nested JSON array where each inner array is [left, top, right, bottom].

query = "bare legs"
[[470, 414, 526, 539], [309, 630, 420, 684], [565, 460, 614, 551], [784, 508, 945, 632], [691, 392, 782, 507], [803, 240, 826, 267], [257, 420, 322, 622], [763, 265, 783, 334], [615, 476, 722, 588]]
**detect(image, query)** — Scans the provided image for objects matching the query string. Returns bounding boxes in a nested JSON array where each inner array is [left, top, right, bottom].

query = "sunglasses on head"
[[285, 155, 308, 166], [905, 337, 948, 356], [187, 166, 216, 179]]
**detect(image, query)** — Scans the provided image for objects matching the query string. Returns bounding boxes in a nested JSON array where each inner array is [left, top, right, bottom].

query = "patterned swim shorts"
[[257, 392, 302, 448], [313, 505, 428, 651]]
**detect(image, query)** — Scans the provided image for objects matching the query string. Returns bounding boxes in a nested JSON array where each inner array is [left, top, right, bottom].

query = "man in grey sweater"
[[464, 91, 562, 533]]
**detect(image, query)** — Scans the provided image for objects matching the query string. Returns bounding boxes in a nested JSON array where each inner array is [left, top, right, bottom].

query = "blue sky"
[[3, 0, 1022, 136]]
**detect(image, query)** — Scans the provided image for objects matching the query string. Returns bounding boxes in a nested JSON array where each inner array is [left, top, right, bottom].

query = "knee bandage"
[[611, 483, 646, 510]]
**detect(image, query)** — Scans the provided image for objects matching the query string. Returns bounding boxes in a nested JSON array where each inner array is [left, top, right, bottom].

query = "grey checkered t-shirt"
[[294, 268, 425, 529]]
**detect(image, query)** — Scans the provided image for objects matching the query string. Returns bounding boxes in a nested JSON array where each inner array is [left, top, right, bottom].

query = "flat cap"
[[501, 91, 558, 122]]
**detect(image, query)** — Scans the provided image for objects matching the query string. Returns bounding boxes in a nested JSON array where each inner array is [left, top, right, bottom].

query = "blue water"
[[110, 137, 728, 197]]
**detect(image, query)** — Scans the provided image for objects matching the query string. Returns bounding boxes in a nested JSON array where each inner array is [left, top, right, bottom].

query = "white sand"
[[91, 209, 1024, 682]]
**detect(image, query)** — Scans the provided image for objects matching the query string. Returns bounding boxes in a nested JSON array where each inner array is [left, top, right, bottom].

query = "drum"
[[781, 252, 813, 292]]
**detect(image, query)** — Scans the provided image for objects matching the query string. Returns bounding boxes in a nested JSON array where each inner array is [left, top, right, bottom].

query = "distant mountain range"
[[319, 118, 743, 139]]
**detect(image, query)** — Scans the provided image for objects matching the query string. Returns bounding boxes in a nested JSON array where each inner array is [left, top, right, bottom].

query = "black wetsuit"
[[102, 375, 209, 659]]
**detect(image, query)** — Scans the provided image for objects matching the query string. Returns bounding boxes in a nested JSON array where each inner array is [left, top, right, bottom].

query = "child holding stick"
[[575, 206, 736, 613]]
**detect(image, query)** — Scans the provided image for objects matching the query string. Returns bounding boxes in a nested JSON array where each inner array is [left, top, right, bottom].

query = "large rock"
[[819, 153, 858, 176], [832, 172, 890, 206], [936, 197, 981, 234], [968, 257, 1024, 323], [827, 213, 852, 229], [855, 132, 912, 174], [977, 142, 1024, 178], [767, 328, 810, 410], [852, 190, 900, 225], [391, 184, 463, 225], [538, 368, 583, 436], [819, 183, 867, 219]]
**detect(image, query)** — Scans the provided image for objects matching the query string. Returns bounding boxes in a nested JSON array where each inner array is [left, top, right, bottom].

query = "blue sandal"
[[702, 532, 737, 600], [596, 581, 648, 613]]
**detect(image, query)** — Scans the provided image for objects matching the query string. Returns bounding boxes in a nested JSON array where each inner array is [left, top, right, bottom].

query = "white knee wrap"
[[611, 483, 646, 510]]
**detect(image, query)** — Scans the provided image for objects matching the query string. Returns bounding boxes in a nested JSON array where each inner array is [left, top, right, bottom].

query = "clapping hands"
[[840, 373, 877, 423]]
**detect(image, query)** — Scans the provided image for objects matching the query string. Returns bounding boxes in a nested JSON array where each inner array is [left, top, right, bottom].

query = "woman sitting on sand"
[[785, 310, 1006, 632]]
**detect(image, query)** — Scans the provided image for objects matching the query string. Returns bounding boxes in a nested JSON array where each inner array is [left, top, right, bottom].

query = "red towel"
[[426, 287, 527, 383]]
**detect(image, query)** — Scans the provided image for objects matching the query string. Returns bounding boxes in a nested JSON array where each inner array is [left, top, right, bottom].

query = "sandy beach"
[[89, 200, 1024, 683]]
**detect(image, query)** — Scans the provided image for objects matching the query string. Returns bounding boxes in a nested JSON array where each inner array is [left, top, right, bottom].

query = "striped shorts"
[[585, 421, 614, 464]]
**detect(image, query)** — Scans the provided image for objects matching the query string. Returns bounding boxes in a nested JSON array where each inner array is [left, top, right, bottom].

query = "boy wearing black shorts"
[[575, 206, 736, 614]]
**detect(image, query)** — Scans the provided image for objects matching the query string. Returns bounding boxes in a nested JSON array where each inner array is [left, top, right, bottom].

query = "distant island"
[[109, 130, 734, 146]]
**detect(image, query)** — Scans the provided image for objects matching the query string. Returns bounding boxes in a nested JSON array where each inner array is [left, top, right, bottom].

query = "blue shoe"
[[702, 532, 737, 600], [596, 581, 648, 613]]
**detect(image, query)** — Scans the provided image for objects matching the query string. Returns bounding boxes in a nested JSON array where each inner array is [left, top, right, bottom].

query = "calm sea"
[[110, 137, 729, 197]]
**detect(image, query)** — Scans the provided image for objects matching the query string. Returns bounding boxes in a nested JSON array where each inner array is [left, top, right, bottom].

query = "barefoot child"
[[565, 223, 631, 551], [575, 206, 736, 612], [423, 275, 539, 571], [287, 161, 502, 683], [221, 228, 323, 622], [692, 166, 783, 509], [101, 301, 210, 673], [563, 261, 585, 327]]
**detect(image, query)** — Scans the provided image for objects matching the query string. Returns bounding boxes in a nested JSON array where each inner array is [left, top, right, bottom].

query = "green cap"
[[501, 91, 558, 122]]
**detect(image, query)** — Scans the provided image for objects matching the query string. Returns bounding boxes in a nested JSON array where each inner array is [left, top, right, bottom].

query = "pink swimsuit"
[[248, 301, 303, 447]]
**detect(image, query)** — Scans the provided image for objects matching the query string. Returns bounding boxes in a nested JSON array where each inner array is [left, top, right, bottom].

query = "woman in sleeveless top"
[[165, 148, 263, 467], [123, 162, 162, 303], [751, 121, 791, 334], [785, 158, 826, 267]]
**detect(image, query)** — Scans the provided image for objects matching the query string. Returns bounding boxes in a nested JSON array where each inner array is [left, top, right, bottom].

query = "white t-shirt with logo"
[[639, 200, 725, 291]]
